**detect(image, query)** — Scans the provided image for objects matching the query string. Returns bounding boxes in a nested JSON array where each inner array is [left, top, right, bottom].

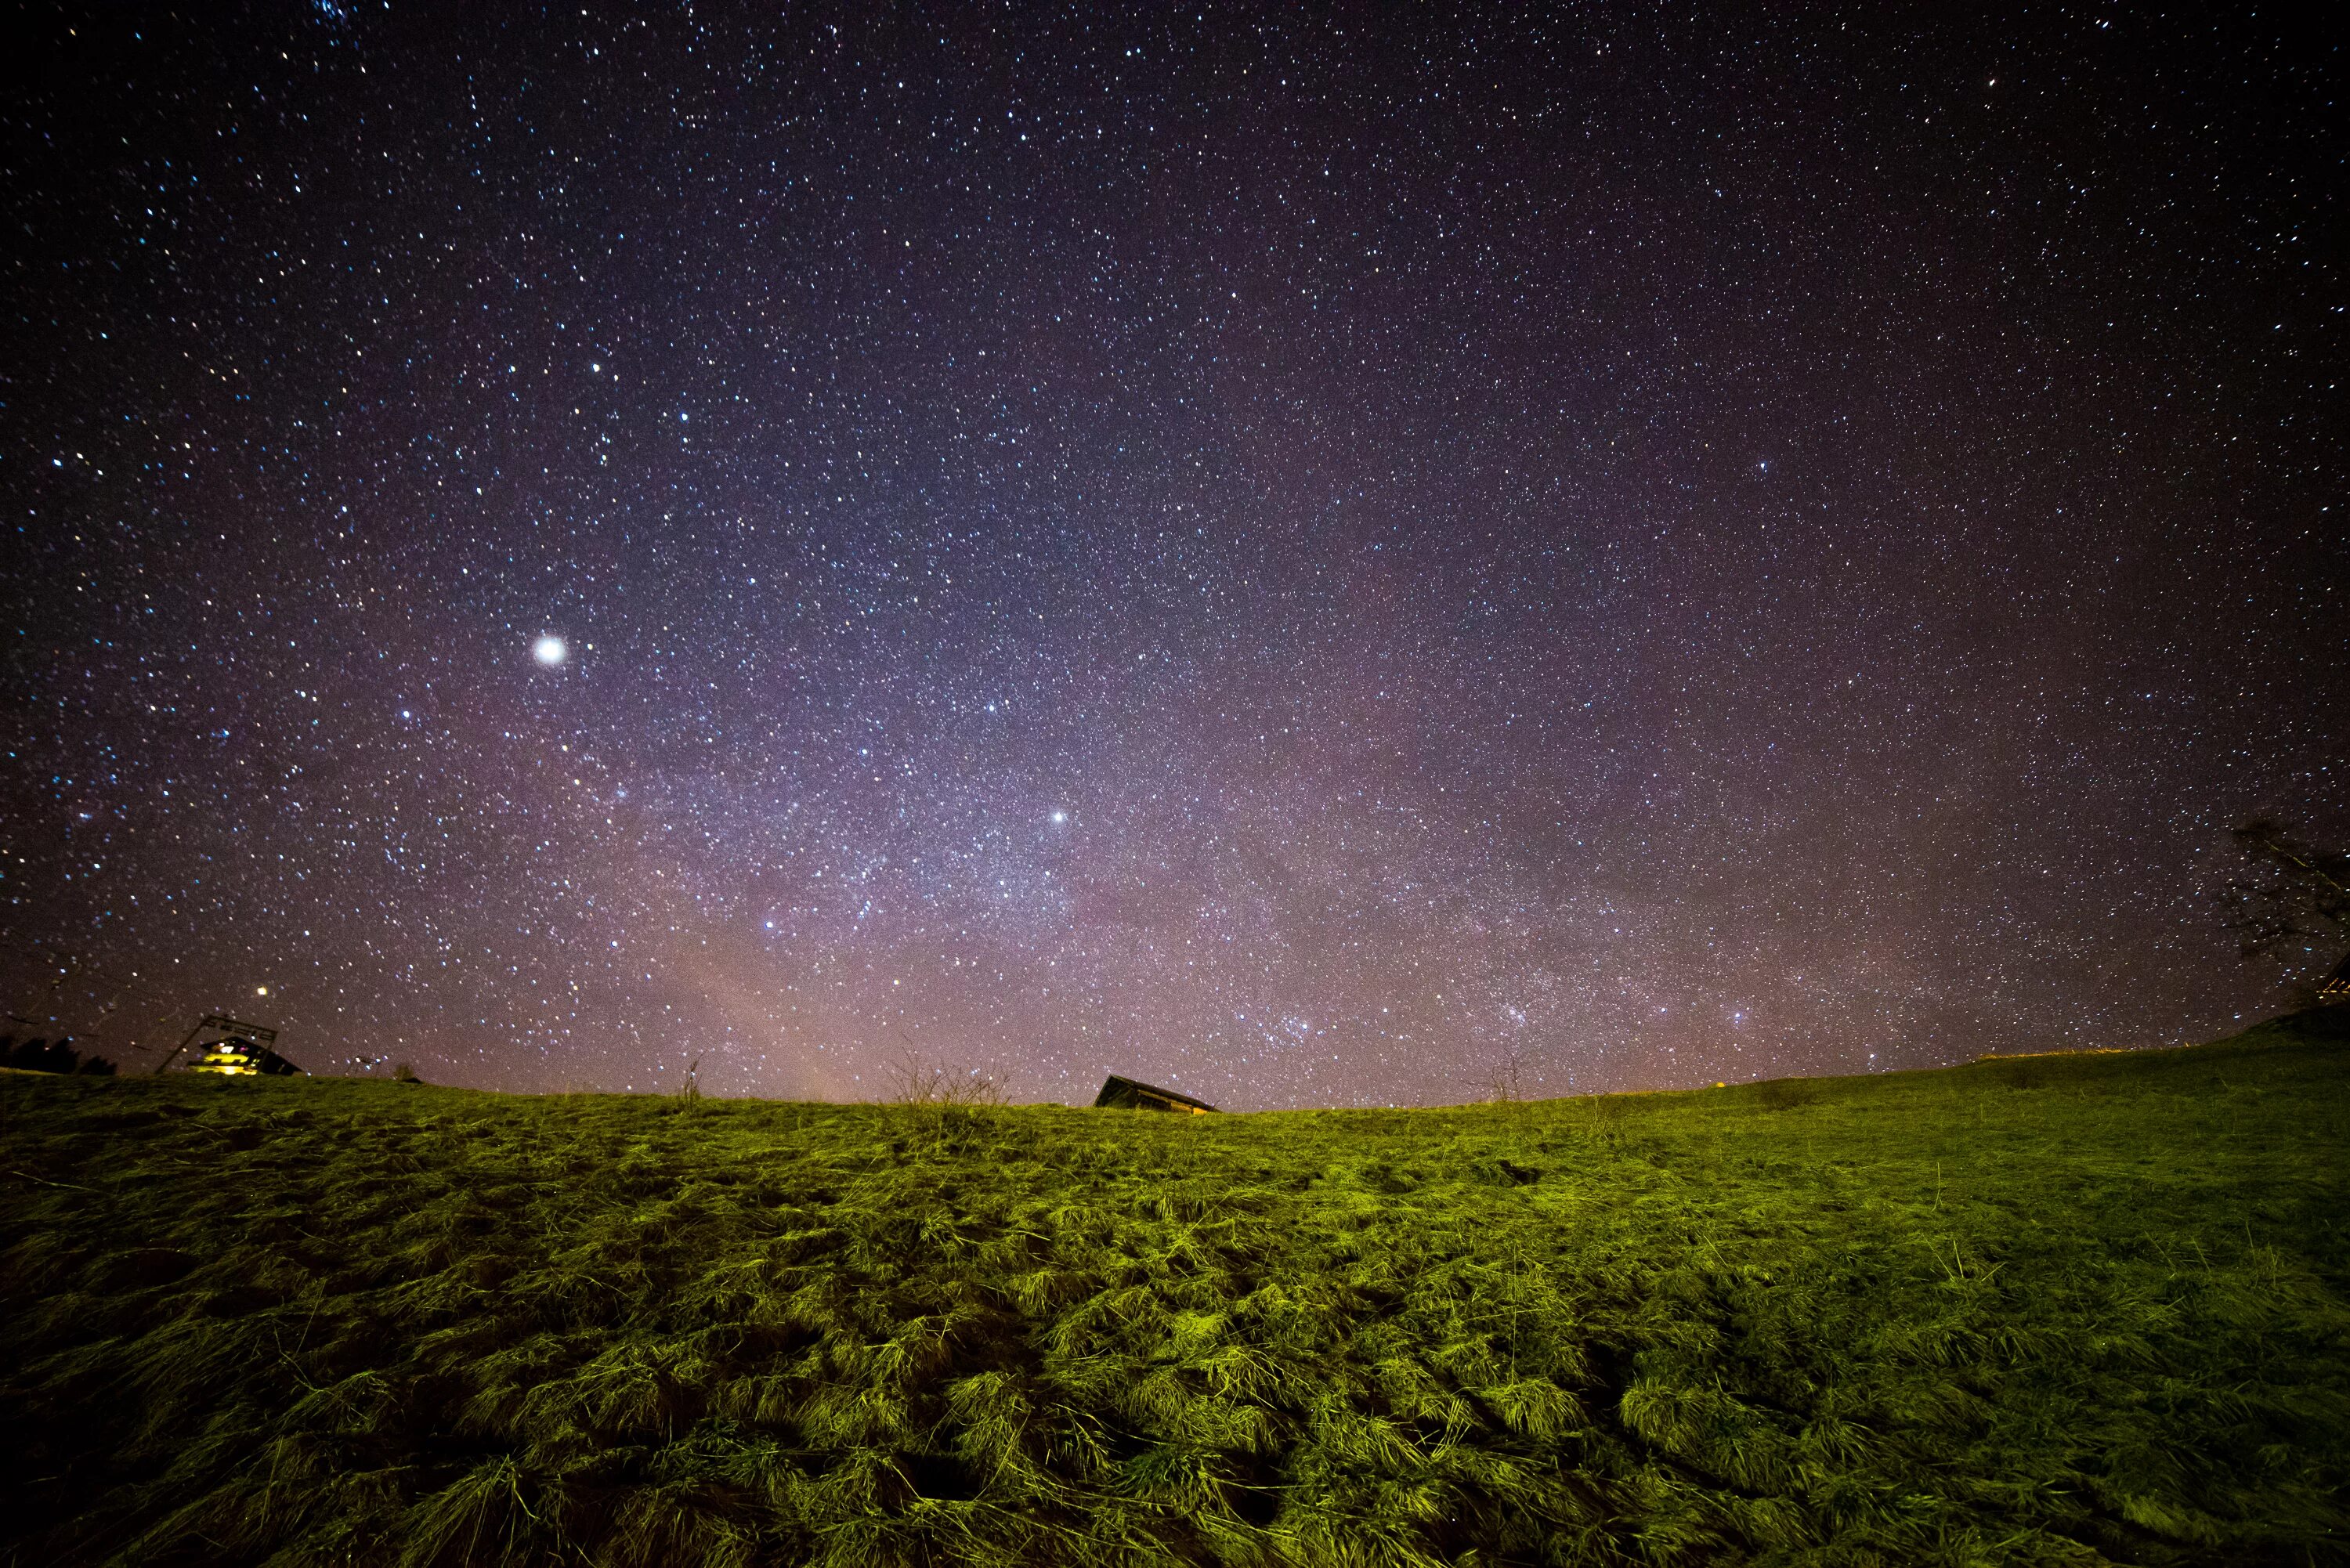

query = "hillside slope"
[[4, 1016, 2346, 1566]]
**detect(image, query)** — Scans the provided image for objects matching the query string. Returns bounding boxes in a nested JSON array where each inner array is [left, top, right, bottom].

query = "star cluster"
[[3, 4, 2341, 1106]]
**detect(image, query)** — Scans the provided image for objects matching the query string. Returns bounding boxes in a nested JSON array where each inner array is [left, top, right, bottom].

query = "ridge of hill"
[[3, 1013, 2345, 1566]]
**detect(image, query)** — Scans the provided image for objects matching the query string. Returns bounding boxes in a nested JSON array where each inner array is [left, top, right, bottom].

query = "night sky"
[[4, 3, 2342, 1107]]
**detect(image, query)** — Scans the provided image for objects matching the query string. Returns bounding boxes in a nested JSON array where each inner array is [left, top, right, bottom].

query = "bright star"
[[1050, 809, 1068, 825], [532, 634, 568, 667]]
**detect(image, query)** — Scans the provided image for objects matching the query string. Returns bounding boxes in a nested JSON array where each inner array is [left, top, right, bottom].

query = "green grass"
[[4, 1014, 2347, 1567]]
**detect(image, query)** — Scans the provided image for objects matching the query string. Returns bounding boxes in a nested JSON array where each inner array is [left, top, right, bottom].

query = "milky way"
[[4, 5, 2341, 1106]]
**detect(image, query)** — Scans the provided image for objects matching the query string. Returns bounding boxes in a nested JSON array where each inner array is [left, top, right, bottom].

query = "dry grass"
[[2, 1011, 2345, 1566]]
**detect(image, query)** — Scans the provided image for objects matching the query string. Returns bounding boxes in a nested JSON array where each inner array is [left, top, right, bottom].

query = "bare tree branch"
[[2219, 817, 2350, 970]]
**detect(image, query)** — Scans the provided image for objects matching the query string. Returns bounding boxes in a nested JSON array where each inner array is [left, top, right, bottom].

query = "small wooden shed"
[[154, 1014, 298, 1076], [1094, 1075, 1217, 1114], [191, 1036, 302, 1077]]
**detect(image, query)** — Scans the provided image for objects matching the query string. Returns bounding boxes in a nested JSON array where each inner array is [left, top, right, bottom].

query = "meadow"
[[2, 1013, 2345, 1567]]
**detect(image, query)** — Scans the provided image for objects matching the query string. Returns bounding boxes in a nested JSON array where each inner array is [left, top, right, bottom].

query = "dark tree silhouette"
[[2221, 818, 2349, 976], [5, 1038, 81, 1074]]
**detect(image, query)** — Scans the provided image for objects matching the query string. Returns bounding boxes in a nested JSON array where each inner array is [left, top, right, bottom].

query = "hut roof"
[[1094, 1074, 1217, 1114]]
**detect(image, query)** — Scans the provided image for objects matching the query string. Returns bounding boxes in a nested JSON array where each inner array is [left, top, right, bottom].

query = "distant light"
[[1050, 809, 1068, 825], [533, 634, 568, 667], [255, 985, 269, 996]]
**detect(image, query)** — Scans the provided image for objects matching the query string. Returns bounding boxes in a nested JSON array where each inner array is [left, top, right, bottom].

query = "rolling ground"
[[2, 1013, 2345, 1567]]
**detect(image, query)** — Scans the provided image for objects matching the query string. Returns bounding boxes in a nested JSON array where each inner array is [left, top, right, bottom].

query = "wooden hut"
[[2320, 951, 2350, 1006], [154, 1014, 296, 1076], [190, 1035, 302, 1077], [1094, 1075, 1217, 1114]]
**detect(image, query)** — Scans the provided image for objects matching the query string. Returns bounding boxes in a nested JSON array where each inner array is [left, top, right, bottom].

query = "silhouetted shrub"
[[7, 1039, 81, 1075]]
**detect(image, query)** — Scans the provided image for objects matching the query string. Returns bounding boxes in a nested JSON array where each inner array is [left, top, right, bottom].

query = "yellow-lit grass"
[[2, 1011, 2345, 1565]]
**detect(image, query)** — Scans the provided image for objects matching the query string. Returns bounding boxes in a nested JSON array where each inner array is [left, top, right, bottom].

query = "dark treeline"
[[0, 1035, 116, 1076]]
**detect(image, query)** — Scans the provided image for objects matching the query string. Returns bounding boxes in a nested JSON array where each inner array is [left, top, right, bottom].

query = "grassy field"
[[3, 1015, 2346, 1567]]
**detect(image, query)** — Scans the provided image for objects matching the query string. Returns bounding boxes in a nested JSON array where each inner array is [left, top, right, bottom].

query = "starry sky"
[[4, 3, 2342, 1107]]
